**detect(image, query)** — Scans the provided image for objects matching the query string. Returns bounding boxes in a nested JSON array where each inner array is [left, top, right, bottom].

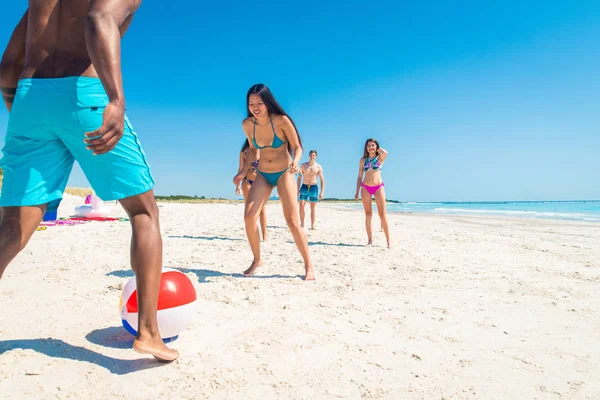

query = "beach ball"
[[119, 268, 197, 340]]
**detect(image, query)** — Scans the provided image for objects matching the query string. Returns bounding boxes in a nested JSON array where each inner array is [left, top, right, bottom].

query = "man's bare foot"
[[310, 226, 316, 230], [243, 259, 263, 276], [133, 337, 179, 362], [366, 241, 373, 247], [304, 265, 316, 281]]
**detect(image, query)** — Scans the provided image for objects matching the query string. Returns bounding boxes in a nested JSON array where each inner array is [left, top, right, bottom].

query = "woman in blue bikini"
[[233, 84, 315, 280], [236, 140, 267, 241], [354, 138, 391, 248]]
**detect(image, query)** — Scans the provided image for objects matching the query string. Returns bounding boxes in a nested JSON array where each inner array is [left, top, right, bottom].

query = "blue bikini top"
[[252, 118, 287, 149]]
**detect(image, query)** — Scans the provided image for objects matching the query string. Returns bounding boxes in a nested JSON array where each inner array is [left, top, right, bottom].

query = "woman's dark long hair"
[[241, 139, 250, 152], [246, 83, 302, 151], [363, 138, 380, 158]]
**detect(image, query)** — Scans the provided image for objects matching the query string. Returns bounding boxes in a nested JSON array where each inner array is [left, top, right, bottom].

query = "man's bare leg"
[[119, 190, 178, 362], [0, 205, 46, 279]]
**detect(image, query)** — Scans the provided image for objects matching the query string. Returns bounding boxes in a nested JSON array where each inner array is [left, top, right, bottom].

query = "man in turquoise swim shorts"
[[0, 0, 178, 362], [297, 150, 325, 230]]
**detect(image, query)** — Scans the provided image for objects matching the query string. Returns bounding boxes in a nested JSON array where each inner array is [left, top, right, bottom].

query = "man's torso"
[[22, 0, 130, 79], [301, 162, 320, 185]]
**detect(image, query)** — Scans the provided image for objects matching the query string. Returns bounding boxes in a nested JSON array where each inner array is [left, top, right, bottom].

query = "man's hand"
[[319, 192, 324, 201], [84, 101, 125, 155]]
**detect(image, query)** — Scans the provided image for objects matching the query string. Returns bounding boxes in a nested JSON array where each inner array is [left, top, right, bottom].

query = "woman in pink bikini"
[[354, 138, 390, 247], [236, 139, 267, 241]]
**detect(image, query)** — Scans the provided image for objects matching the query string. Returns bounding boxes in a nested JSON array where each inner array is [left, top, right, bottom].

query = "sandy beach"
[[1, 194, 599, 399]]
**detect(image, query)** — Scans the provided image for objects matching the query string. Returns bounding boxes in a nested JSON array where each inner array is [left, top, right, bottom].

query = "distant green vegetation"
[[65, 187, 93, 196], [321, 198, 361, 203], [154, 195, 238, 204], [155, 195, 208, 201]]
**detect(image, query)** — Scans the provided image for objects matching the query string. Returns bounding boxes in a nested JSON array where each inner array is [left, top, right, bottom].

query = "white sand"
[[1, 194, 599, 399]]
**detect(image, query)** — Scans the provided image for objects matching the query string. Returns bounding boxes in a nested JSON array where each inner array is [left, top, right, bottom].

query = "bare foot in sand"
[[133, 337, 178, 362], [244, 259, 263, 276], [366, 241, 373, 247], [310, 226, 316, 230], [304, 265, 316, 280]]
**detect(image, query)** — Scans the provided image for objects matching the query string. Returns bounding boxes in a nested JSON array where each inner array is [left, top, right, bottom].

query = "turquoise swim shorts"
[[298, 184, 319, 203], [0, 77, 154, 212]]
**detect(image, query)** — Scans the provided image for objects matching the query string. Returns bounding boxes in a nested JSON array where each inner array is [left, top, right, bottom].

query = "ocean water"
[[338, 201, 600, 222]]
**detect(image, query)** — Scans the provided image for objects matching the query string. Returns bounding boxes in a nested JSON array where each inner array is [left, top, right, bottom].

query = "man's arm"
[[85, 0, 141, 105], [83, 0, 142, 155], [318, 165, 325, 199], [0, 10, 28, 112]]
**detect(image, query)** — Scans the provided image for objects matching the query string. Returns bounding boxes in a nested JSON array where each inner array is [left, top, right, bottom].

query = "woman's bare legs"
[[259, 205, 267, 241], [243, 181, 267, 242], [277, 172, 315, 280], [361, 186, 373, 246], [374, 186, 390, 248], [242, 181, 262, 241], [243, 175, 272, 276]]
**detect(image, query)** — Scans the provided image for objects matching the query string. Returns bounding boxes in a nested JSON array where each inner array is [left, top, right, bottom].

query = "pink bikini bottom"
[[361, 182, 384, 196]]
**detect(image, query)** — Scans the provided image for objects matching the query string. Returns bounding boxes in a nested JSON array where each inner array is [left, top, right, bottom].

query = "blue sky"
[[1, 1, 599, 201]]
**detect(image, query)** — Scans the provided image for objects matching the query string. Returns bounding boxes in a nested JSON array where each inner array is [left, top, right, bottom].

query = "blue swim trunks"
[[0, 77, 154, 212], [298, 184, 319, 203]]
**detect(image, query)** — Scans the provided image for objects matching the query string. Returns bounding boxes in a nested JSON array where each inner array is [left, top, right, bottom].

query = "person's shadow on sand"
[[286, 240, 364, 248], [0, 336, 165, 375], [168, 235, 244, 241], [178, 267, 300, 282], [107, 267, 300, 282], [86, 326, 136, 349]]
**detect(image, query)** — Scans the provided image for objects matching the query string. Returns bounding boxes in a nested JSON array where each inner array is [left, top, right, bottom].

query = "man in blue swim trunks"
[[297, 150, 325, 230], [0, 0, 177, 362]]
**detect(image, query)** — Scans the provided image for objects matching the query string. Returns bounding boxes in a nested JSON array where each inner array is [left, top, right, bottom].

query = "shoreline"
[[324, 202, 600, 224]]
